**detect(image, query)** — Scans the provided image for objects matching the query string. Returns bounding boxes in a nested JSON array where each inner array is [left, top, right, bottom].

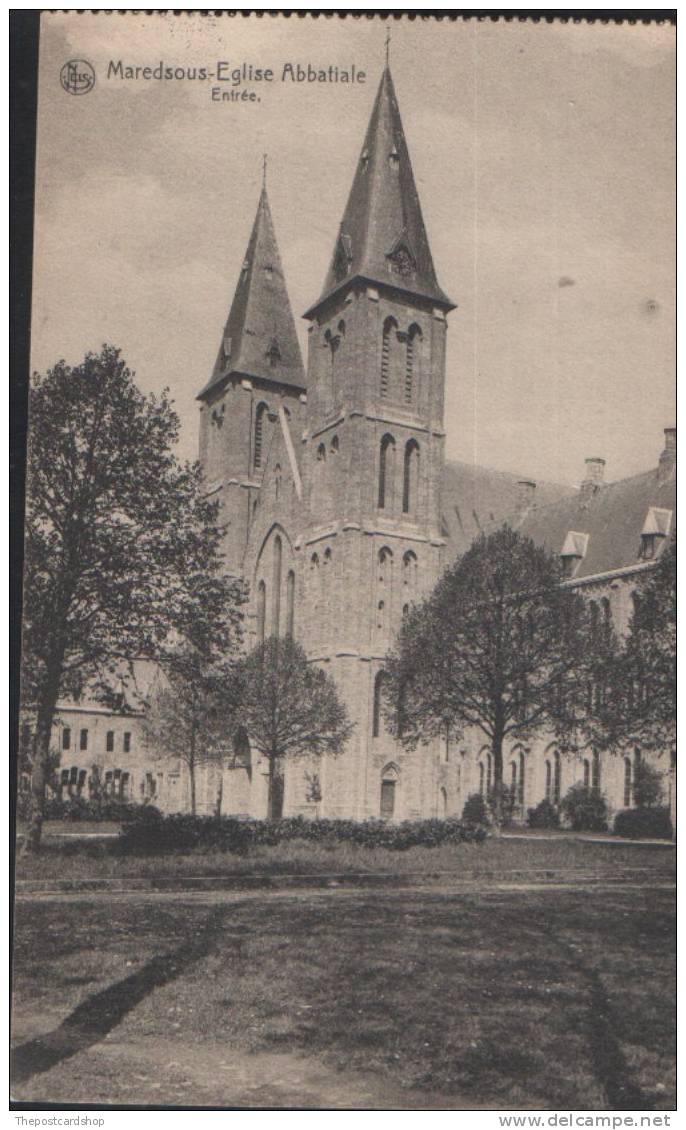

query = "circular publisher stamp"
[[60, 60, 96, 96]]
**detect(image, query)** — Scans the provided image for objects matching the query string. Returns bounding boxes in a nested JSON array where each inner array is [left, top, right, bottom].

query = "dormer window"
[[639, 507, 672, 560], [560, 531, 589, 579], [389, 145, 399, 169], [264, 264, 274, 280], [266, 337, 281, 367]]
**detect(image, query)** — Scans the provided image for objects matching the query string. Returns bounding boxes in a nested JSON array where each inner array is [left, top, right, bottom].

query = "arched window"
[[545, 760, 552, 802], [381, 317, 397, 398], [286, 570, 295, 638], [378, 434, 395, 510], [380, 763, 399, 819], [402, 439, 420, 515], [402, 550, 418, 601], [510, 760, 518, 795], [402, 603, 409, 618], [256, 580, 266, 644], [253, 403, 267, 469], [553, 750, 562, 805], [272, 535, 282, 636], [372, 671, 386, 739], [439, 786, 448, 818], [317, 442, 326, 462], [623, 757, 632, 807], [405, 324, 422, 403], [592, 749, 601, 794], [330, 435, 339, 455], [274, 463, 282, 500], [583, 758, 591, 788]]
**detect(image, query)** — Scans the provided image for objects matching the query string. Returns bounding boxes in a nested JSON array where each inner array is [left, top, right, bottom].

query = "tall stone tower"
[[299, 66, 455, 820], [197, 185, 305, 576]]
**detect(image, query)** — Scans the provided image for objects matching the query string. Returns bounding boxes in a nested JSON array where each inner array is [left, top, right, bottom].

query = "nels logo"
[[60, 60, 96, 96]]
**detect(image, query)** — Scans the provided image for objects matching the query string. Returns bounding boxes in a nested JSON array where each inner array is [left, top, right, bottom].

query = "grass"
[[14, 834, 675, 884], [11, 883, 675, 1108]]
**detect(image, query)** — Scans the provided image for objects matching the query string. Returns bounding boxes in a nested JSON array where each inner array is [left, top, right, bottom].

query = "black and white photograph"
[[12, 11, 676, 1114]]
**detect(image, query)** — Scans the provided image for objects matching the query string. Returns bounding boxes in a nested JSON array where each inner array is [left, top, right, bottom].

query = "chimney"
[[657, 426, 676, 483], [579, 457, 605, 505], [515, 480, 536, 522]]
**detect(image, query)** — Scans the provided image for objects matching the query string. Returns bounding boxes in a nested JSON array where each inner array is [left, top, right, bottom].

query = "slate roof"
[[440, 460, 574, 561], [518, 467, 676, 580], [306, 67, 454, 317], [198, 187, 305, 400], [441, 454, 676, 581]]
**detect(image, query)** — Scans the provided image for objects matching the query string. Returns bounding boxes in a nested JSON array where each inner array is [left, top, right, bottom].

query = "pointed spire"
[[306, 66, 454, 317], [198, 182, 305, 399]]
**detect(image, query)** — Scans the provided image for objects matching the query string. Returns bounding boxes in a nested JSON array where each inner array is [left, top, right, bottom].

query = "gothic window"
[[317, 443, 326, 462], [286, 570, 295, 638], [272, 535, 283, 637], [62, 728, 71, 750], [592, 749, 601, 794], [510, 760, 518, 796], [624, 757, 632, 808], [553, 750, 562, 805], [80, 729, 88, 751], [372, 671, 386, 739], [265, 337, 281, 366], [380, 318, 397, 398], [402, 439, 420, 515], [405, 325, 421, 404], [518, 750, 526, 806], [106, 731, 114, 753], [254, 403, 267, 470], [257, 579, 266, 644], [402, 550, 418, 601], [378, 434, 395, 510], [402, 603, 409, 618], [275, 463, 282, 500]]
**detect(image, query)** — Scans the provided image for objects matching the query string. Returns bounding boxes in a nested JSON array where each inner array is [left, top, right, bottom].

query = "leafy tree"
[[602, 535, 676, 756], [229, 636, 354, 819], [385, 527, 602, 826], [632, 760, 664, 809], [21, 345, 242, 848]]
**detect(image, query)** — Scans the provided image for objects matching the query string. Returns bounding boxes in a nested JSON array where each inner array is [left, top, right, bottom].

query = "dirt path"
[[11, 1029, 499, 1109]]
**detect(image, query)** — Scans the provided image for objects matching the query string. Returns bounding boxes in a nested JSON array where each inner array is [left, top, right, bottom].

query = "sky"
[[32, 13, 675, 486]]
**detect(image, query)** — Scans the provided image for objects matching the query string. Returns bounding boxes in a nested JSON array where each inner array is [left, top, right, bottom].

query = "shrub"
[[613, 806, 672, 840], [560, 784, 608, 832], [462, 793, 489, 826], [526, 799, 560, 829], [632, 762, 664, 809], [40, 795, 144, 822], [117, 811, 487, 855]]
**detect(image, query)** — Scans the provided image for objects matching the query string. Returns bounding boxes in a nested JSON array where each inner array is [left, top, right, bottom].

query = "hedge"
[[117, 811, 487, 854], [613, 806, 673, 841]]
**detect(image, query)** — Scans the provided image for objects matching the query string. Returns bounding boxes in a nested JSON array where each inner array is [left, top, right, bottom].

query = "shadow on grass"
[[11, 909, 226, 1085]]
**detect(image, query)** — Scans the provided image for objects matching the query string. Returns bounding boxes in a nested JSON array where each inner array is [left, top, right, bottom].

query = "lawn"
[[11, 882, 675, 1109], [13, 834, 676, 885]]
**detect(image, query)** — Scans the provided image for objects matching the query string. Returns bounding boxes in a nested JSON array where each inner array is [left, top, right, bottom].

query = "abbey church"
[[193, 63, 676, 823], [46, 64, 675, 825]]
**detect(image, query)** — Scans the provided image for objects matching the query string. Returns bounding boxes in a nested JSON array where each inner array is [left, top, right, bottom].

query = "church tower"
[[299, 65, 455, 820], [197, 183, 305, 576]]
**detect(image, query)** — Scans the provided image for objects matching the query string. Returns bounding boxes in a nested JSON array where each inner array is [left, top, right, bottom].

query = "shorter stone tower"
[[197, 185, 305, 576]]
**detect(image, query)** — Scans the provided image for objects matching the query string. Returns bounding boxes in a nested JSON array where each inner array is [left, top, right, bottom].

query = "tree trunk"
[[491, 725, 505, 834], [26, 664, 63, 852], [267, 756, 275, 821], [215, 772, 223, 819], [189, 708, 197, 816]]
